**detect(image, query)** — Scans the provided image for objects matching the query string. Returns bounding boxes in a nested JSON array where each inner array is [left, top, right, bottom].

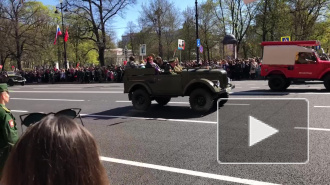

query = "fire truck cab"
[[260, 40, 330, 91]]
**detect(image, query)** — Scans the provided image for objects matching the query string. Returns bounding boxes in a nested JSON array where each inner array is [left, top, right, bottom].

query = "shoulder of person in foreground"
[[1, 115, 110, 185]]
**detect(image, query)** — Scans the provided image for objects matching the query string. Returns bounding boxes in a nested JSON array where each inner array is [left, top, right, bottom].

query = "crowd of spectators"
[[5, 57, 262, 84], [15, 65, 125, 84], [175, 57, 263, 80]]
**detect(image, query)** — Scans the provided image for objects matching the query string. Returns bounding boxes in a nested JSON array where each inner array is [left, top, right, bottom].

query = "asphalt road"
[[7, 80, 330, 185]]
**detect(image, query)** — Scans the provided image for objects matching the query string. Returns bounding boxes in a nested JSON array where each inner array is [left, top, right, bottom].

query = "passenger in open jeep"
[[125, 56, 137, 69], [155, 57, 165, 70], [145, 56, 161, 74]]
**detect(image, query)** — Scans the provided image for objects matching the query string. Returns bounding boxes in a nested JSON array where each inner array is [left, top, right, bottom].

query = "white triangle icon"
[[249, 116, 279, 147]]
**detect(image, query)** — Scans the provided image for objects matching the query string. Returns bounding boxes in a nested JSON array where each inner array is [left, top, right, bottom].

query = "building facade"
[[105, 48, 132, 66]]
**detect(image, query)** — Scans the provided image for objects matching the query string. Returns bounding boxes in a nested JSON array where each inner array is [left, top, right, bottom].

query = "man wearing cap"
[[164, 58, 176, 74], [0, 84, 18, 177]]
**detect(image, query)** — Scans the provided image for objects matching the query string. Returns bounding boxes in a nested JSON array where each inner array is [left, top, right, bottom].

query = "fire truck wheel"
[[324, 75, 330, 91], [268, 75, 287, 91], [285, 79, 291, 89]]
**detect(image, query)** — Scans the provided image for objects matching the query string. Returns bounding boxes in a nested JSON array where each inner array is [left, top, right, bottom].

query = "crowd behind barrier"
[[7, 57, 263, 84], [14, 65, 125, 84]]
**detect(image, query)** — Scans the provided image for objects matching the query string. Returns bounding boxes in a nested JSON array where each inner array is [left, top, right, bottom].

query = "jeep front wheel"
[[324, 75, 330, 91], [268, 75, 287, 91], [155, 97, 171, 106], [132, 89, 151, 111], [7, 79, 14, 86], [189, 88, 213, 113]]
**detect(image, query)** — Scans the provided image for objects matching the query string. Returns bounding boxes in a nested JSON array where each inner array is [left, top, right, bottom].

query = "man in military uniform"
[[174, 57, 183, 73], [164, 58, 176, 74], [0, 84, 18, 177]]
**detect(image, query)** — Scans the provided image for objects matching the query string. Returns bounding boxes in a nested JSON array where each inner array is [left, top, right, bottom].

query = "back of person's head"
[[1, 115, 109, 185]]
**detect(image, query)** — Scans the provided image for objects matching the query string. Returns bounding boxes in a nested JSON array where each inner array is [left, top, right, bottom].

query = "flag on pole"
[[64, 28, 69, 42], [173, 48, 177, 58], [54, 25, 62, 45]]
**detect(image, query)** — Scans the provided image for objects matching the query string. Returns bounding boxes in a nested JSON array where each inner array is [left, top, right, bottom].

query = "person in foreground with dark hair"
[[1, 115, 109, 185], [0, 83, 18, 177]]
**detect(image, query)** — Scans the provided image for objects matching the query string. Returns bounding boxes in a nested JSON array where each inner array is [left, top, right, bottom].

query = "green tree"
[[69, 0, 135, 66], [1, 0, 52, 70]]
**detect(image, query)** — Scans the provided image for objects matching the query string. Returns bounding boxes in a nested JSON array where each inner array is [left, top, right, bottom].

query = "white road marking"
[[225, 104, 250, 106], [314, 106, 330, 108], [250, 87, 261, 88], [58, 85, 121, 88], [81, 114, 217, 124], [11, 110, 28, 113], [100, 156, 279, 185], [100, 88, 124, 90], [11, 98, 85, 102], [10, 91, 122, 93], [230, 92, 330, 95], [116, 101, 249, 106], [295, 127, 330, 132], [33, 88, 82, 90], [115, 100, 189, 104]]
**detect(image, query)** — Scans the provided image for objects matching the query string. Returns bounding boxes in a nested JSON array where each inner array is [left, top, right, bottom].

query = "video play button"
[[249, 116, 279, 147], [217, 98, 308, 164]]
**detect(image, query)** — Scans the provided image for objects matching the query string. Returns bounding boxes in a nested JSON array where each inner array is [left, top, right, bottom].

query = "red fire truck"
[[260, 40, 330, 91]]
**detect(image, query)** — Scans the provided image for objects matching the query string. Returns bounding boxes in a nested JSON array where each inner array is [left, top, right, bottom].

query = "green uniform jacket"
[[0, 104, 18, 175]]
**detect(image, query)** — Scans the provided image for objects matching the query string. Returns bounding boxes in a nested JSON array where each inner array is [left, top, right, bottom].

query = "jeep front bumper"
[[13, 78, 26, 83], [226, 83, 235, 92]]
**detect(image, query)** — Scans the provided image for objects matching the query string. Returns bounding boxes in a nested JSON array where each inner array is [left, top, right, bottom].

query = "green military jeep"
[[123, 68, 235, 113]]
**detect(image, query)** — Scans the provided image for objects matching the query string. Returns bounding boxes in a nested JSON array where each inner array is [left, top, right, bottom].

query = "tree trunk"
[[262, 0, 268, 41], [99, 48, 105, 66], [15, 11, 22, 70], [158, 32, 163, 58]]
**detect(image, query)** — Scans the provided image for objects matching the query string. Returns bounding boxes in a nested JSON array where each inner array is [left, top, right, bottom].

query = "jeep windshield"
[[318, 52, 330, 61]]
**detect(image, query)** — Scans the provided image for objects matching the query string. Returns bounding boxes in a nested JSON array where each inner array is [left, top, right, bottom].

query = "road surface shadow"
[[87, 104, 218, 121]]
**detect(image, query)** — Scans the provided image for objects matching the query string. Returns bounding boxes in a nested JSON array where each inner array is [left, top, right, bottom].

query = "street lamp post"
[[55, 0, 68, 69], [124, 46, 128, 61], [195, 0, 200, 65]]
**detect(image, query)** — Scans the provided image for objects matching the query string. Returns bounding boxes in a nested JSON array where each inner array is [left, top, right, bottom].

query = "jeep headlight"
[[213, 80, 220, 88]]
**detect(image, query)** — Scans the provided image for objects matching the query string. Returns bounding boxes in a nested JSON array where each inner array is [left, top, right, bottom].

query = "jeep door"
[[153, 74, 182, 95]]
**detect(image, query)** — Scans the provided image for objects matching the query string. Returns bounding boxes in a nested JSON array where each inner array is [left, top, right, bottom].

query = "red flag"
[[64, 29, 69, 42]]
